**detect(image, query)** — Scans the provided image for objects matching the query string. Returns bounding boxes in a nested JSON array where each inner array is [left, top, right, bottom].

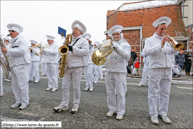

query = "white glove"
[[112, 42, 119, 48]]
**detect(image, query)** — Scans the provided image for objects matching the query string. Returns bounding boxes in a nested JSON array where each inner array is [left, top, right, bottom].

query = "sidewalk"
[[127, 68, 193, 80]]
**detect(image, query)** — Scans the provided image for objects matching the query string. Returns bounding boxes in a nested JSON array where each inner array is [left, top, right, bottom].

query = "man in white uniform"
[[139, 49, 149, 87], [93, 41, 100, 84], [53, 20, 89, 114], [43, 35, 59, 92], [40, 44, 47, 76], [83, 33, 94, 92], [1, 23, 31, 110], [0, 46, 3, 96], [83, 33, 91, 87], [29, 40, 40, 83], [4, 37, 12, 82], [144, 16, 178, 124], [105, 25, 131, 120]]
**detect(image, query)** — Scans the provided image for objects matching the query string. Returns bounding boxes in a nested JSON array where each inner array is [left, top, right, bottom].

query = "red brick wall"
[[107, 5, 187, 38], [106, 3, 188, 67]]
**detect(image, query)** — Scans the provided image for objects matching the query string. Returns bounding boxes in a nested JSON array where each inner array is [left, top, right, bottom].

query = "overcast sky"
[[1, 1, 138, 46]]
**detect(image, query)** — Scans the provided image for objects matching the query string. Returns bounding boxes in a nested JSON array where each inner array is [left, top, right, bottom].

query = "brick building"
[[105, 0, 190, 66]]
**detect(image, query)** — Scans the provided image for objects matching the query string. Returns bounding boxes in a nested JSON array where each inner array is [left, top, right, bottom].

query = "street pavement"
[[0, 69, 192, 129]]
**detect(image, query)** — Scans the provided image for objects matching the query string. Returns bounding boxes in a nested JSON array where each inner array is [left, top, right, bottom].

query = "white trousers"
[[29, 61, 40, 81], [86, 64, 94, 89], [148, 68, 172, 116], [105, 72, 126, 115], [93, 64, 99, 82], [60, 67, 83, 107], [84, 66, 87, 81], [45, 63, 58, 90], [99, 65, 103, 79], [0, 66, 3, 95], [11, 64, 30, 105], [125, 72, 127, 92], [140, 63, 149, 86], [41, 61, 46, 75]]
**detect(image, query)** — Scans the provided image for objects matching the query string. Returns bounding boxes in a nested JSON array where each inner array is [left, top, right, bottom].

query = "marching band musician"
[[0, 42, 3, 96], [93, 41, 100, 84], [144, 16, 178, 124], [1, 23, 31, 110], [105, 25, 131, 120], [139, 49, 149, 87], [98, 44, 103, 80], [44, 35, 59, 92], [40, 45, 47, 76], [53, 20, 89, 114], [4, 37, 12, 82], [29, 40, 40, 83], [83, 33, 95, 92]]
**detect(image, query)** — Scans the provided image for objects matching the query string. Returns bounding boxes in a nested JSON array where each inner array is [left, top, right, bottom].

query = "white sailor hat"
[[83, 33, 91, 40], [108, 25, 123, 37], [4, 37, 11, 42], [7, 23, 23, 33], [94, 41, 100, 46], [71, 20, 87, 34], [46, 35, 55, 40], [30, 40, 38, 44], [153, 16, 172, 27]]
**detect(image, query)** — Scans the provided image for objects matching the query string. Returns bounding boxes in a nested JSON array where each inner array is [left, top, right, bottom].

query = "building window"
[[107, 16, 109, 23]]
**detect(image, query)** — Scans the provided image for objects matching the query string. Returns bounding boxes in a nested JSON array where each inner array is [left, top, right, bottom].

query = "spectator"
[[175, 50, 185, 76], [132, 58, 140, 75], [184, 49, 193, 76], [131, 48, 137, 69]]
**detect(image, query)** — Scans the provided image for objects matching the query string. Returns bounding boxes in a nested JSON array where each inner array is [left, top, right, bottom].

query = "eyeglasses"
[[8, 30, 15, 32], [73, 28, 79, 31], [112, 33, 121, 36]]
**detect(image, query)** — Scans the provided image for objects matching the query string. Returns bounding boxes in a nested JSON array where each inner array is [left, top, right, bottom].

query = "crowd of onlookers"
[[127, 49, 193, 76]]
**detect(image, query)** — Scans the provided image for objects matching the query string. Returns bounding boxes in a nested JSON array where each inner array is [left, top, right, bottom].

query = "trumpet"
[[36, 44, 49, 56], [29, 42, 42, 52], [162, 33, 184, 51]]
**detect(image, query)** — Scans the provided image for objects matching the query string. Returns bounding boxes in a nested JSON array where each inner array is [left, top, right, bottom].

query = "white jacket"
[[7, 35, 31, 67], [31, 47, 40, 62], [44, 42, 59, 64], [88, 45, 94, 64], [105, 39, 131, 73], [65, 35, 89, 68], [141, 49, 149, 64], [144, 33, 178, 68]]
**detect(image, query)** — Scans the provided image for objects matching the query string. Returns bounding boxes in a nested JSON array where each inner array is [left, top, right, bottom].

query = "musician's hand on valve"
[[161, 36, 168, 46], [1, 47, 7, 53]]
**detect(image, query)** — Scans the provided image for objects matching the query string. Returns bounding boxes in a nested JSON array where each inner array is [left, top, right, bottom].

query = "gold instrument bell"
[[163, 34, 184, 51], [92, 39, 114, 66]]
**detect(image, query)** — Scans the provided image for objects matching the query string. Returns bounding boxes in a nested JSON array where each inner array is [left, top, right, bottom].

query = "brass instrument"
[[163, 33, 184, 51], [58, 34, 72, 78], [29, 42, 42, 52], [0, 37, 11, 79], [36, 44, 49, 56], [92, 39, 114, 65]]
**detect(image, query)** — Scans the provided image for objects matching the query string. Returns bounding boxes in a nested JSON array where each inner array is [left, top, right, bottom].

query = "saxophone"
[[58, 34, 72, 78], [0, 37, 11, 79]]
